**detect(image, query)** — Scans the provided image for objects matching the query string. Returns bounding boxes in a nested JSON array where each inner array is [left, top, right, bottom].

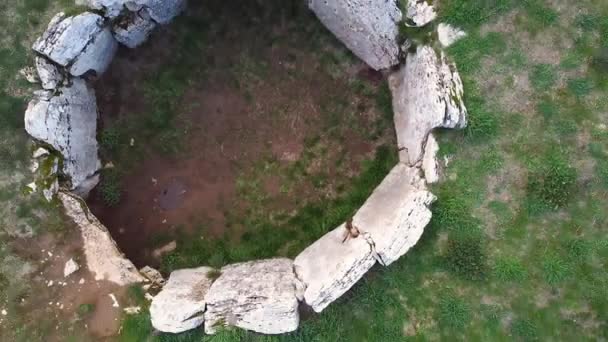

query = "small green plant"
[[530, 64, 557, 90], [526, 151, 577, 211], [542, 253, 571, 285], [565, 239, 591, 263], [567, 78, 593, 97], [99, 128, 121, 151], [438, 294, 471, 329], [493, 256, 527, 282], [444, 232, 486, 280], [77, 303, 95, 317], [511, 318, 538, 341], [99, 170, 122, 207]]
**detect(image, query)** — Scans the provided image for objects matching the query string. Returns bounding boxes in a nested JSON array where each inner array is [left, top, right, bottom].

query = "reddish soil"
[[87, 5, 384, 268]]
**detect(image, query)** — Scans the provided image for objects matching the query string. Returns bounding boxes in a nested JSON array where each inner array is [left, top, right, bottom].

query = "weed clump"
[[526, 151, 576, 212], [493, 256, 527, 282], [444, 230, 486, 280], [511, 318, 538, 341], [99, 170, 122, 207], [438, 294, 471, 329]]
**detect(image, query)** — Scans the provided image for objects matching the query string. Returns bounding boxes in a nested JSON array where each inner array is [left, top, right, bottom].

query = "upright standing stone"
[[204, 258, 300, 334], [294, 224, 376, 312], [24, 78, 101, 196], [150, 267, 214, 333], [308, 0, 402, 70], [389, 45, 467, 166]]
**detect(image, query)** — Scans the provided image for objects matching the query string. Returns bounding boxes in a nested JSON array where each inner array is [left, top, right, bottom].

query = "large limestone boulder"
[[353, 164, 435, 266], [32, 12, 117, 77], [405, 0, 437, 27], [294, 224, 376, 312], [389, 45, 467, 166], [308, 0, 402, 70], [150, 267, 214, 333], [204, 258, 300, 335], [126, 0, 187, 25], [58, 192, 144, 285], [113, 9, 157, 48], [24, 78, 101, 196]]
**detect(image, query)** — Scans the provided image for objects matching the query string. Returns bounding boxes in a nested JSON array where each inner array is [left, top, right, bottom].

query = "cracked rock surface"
[[76, 0, 130, 18], [204, 258, 299, 334], [35, 56, 63, 89], [294, 224, 376, 312], [58, 192, 144, 285], [113, 9, 157, 48], [353, 164, 435, 266], [24, 78, 101, 196], [389, 45, 467, 166], [33, 12, 117, 77], [308, 0, 402, 70], [150, 266, 214, 333], [126, 0, 187, 25]]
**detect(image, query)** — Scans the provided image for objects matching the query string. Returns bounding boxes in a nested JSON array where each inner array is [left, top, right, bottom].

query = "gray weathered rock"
[[421, 133, 440, 183], [437, 23, 467, 47], [204, 258, 300, 334], [353, 164, 435, 266], [35, 56, 63, 89], [405, 0, 437, 27], [33, 12, 116, 77], [58, 191, 145, 285], [69, 26, 117, 76], [294, 224, 376, 312], [140, 265, 165, 286], [113, 9, 157, 48], [76, 0, 129, 18], [308, 0, 402, 70], [24, 78, 101, 196], [389, 45, 467, 166], [150, 267, 214, 333], [19, 66, 39, 84], [126, 0, 187, 25]]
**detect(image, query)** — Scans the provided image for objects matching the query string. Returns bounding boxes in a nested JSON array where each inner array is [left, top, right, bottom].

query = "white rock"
[[79, 278, 85, 284], [35, 57, 63, 90], [33, 13, 103, 67], [421, 133, 440, 183], [19, 67, 39, 83], [150, 266, 214, 333], [32, 147, 50, 158], [113, 9, 157, 48], [405, 0, 437, 27], [43, 178, 59, 202], [437, 23, 467, 47], [126, 0, 187, 25], [109, 293, 119, 308], [24, 78, 101, 196], [1, 309, 6, 316], [58, 192, 145, 285], [308, 0, 402, 70], [152, 240, 177, 259], [63, 258, 80, 277], [29, 160, 40, 173], [26, 182, 37, 192], [69, 26, 118, 77], [353, 164, 435, 266], [124, 306, 141, 314], [204, 258, 300, 335], [294, 224, 376, 312], [389, 45, 467, 166], [139, 266, 165, 286]]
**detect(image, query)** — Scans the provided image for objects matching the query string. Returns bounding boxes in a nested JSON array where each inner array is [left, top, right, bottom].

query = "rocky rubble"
[[405, 0, 437, 27], [308, 0, 402, 70], [389, 45, 467, 166]]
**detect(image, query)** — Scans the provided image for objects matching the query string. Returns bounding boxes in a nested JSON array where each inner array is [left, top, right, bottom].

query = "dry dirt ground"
[[86, 6, 390, 268]]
